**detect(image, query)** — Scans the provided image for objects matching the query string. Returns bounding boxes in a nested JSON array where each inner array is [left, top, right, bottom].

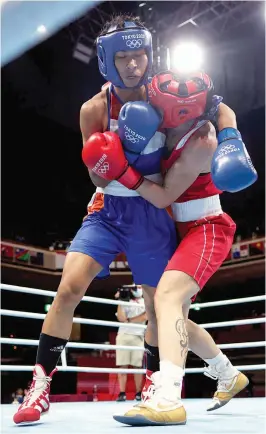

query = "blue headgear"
[[96, 21, 152, 88]]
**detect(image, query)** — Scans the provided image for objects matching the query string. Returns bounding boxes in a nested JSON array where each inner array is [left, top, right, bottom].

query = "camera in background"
[[117, 284, 141, 301]]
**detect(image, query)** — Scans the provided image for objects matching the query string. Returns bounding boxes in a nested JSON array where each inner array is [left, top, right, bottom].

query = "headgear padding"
[[97, 21, 152, 89], [149, 71, 216, 128]]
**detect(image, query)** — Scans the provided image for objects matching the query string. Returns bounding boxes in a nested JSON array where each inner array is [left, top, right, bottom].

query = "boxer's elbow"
[[89, 170, 110, 188], [151, 192, 174, 209], [156, 198, 172, 209]]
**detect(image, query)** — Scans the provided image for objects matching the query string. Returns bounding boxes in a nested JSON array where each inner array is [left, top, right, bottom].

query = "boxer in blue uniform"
[[13, 15, 177, 425]]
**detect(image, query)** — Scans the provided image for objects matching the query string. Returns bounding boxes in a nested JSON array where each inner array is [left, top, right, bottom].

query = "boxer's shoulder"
[[80, 90, 108, 135], [81, 91, 106, 118], [193, 121, 216, 139]]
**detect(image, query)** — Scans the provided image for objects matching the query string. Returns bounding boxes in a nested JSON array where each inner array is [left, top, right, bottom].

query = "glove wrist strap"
[[218, 127, 241, 144]]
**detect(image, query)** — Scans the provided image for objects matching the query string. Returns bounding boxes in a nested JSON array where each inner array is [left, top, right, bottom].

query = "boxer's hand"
[[82, 131, 144, 190], [211, 128, 258, 192], [118, 101, 162, 164]]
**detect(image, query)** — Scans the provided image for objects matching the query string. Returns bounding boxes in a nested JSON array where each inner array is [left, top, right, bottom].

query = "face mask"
[[131, 287, 143, 298], [16, 395, 24, 404]]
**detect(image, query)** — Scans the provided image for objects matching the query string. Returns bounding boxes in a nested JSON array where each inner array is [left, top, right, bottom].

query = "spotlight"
[[171, 42, 204, 73], [37, 25, 47, 34], [139, 2, 146, 7]]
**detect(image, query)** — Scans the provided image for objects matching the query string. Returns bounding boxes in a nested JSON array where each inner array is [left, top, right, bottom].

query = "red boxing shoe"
[[141, 369, 155, 402], [13, 364, 57, 425]]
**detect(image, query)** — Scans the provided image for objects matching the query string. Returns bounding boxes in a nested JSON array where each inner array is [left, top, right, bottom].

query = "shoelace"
[[23, 375, 52, 406], [204, 366, 235, 393], [216, 379, 232, 393], [146, 380, 182, 408]]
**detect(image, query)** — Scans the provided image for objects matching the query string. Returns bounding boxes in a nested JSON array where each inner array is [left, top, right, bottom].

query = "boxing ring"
[[2, 0, 265, 432], [1, 283, 265, 433]]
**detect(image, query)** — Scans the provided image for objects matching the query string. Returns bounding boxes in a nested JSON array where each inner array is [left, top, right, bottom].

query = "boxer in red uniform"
[[84, 71, 257, 425]]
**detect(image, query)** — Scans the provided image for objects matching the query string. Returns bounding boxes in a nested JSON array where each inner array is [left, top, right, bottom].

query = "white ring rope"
[[1, 308, 265, 329], [1, 283, 265, 309], [1, 284, 265, 375], [1, 284, 135, 307], [0, 365, 265, 373], [0, 309, 145, 329], [1, 337, 265, 351]]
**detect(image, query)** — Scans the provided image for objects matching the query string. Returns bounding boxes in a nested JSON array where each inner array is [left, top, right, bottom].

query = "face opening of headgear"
[[149, 71, 219, 128], [96, 21, 152, 89]]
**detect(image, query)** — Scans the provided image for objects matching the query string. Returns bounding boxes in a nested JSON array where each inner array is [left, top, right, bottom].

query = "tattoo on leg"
[[175, 318, 188, 360]]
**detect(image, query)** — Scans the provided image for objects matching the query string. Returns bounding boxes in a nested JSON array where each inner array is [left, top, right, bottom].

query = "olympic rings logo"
[[126, 39, 143, 49], [98, 162, 110, 174], [217, 144, 240, 157], [125, 132, 140, 143], [218, 144, 237, 154]]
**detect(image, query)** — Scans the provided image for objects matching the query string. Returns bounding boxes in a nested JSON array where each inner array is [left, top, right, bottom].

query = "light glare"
[[37, 25, 47, 34], [171, 42, 204, 73]]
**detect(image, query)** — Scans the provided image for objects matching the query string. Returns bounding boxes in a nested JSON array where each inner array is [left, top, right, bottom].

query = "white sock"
[[204, 352, 238, 377], [160, 360, 183, 400], [160, 360, 184, 383], [204, 351, 225, 366]]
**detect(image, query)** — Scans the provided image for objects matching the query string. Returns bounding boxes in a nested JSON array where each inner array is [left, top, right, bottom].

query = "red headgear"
[[148, 71, 214, 128]]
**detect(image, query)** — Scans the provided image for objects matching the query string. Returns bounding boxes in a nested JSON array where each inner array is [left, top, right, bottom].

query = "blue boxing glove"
[[118, 101, 162, 164], [211, 127, 258, 193]]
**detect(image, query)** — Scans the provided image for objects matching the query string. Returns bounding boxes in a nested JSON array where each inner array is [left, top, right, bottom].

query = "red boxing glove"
[[82, 131, 143, 190]]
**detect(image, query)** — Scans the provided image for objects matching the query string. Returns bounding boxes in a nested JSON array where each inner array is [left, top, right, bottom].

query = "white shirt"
[[117, 297, 146, 337]]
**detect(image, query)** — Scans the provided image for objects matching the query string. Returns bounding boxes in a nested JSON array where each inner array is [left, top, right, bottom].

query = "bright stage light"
[[171, 42, 204, 73], [37, 25, 47, 34]]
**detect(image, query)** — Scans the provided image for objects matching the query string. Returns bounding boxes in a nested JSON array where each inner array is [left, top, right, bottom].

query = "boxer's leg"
[[37, 252, 102, 375], [183, 302, 220, 360], [126, 201, 177, 386], [142, 286, 159, 373], [142, 285, 158, 348], [14, 202, 123, 425], [153, 217, 247, 415], [155, 270, 198, 372], [141, 285, 159, 401]]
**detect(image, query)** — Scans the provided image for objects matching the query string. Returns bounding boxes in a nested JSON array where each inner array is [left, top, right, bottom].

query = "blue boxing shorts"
[[68, 193, 177, 287]]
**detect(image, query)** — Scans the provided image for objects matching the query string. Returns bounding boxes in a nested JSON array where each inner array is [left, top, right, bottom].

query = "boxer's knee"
[[55, 282, 85, 310], [155, 270, 199, 309], [54, 252, 101, 310]]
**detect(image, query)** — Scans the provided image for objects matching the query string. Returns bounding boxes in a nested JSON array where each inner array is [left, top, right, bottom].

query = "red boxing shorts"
[[165, 212, 236, 290]]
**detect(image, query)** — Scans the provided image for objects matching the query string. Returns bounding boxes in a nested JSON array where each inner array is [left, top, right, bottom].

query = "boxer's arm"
[[216, 102, 237, 131], [80, 101, 110, 188], [137, 137, 216, 208]]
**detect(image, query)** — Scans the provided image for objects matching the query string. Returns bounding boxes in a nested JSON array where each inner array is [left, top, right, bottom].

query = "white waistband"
[[171, 195, 222, 222], [96, 173, 162, 197]]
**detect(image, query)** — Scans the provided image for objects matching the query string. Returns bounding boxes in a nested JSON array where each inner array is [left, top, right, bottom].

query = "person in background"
[[115, 285, 147, 402], [12, 388, 24, 405]]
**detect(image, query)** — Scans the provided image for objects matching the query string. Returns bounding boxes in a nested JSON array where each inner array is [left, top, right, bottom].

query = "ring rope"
[[1, 337, 265, 351], [0, 364, 265, 373], [1, 283, 265, 309], [2, 284, 265, 377], [1, 308, 265, 329]]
